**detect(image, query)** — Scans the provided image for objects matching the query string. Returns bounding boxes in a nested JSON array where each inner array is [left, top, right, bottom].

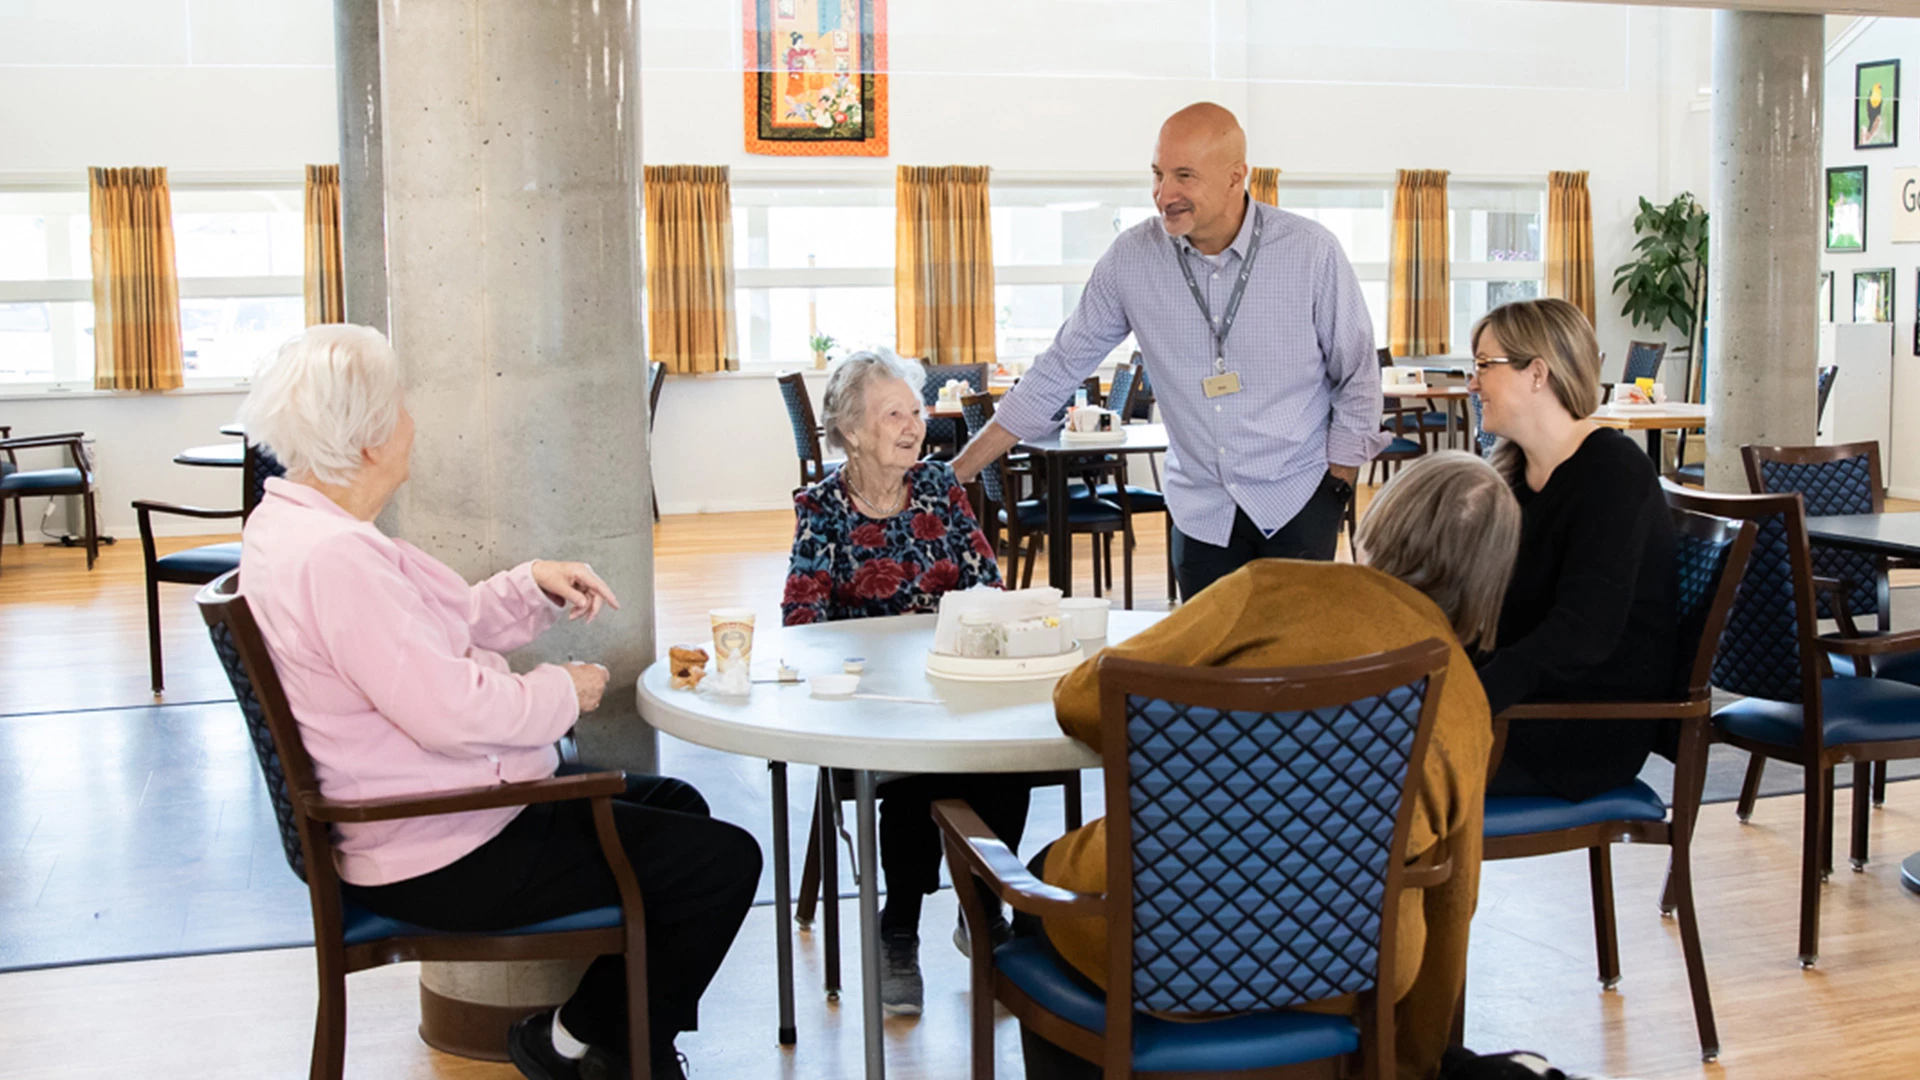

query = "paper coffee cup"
[[1070, 408, 1100, 433], [710, 608, 756, 672], [1060, 597, 1111, 641]]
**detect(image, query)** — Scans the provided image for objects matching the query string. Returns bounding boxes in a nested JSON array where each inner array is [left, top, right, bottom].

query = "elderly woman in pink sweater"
[[236, 324, 758, 1080]]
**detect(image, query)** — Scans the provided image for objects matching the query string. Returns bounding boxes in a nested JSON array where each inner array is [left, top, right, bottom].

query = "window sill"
[[0, 382, 251, 402]]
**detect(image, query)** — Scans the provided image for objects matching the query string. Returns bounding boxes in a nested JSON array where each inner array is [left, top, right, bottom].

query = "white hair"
[[819, 348, 926, 454], [237, 324, 404, 486]]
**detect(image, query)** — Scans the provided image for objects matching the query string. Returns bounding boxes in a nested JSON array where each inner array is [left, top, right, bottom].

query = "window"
[[1273, 184, 1392, 345], [730, 184, 893, 366], [1449, 184, 1546, 342], [990, 183, 1153, 364], [0, 185, 303, 389]]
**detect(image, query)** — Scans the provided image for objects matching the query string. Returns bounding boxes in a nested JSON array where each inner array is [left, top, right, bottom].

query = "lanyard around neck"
[[1174, 207, 1264, 371]]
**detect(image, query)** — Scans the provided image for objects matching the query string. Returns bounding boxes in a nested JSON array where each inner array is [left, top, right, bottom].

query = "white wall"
[[1, 0, 1717, 521], [1821, 17, 1920, 493]]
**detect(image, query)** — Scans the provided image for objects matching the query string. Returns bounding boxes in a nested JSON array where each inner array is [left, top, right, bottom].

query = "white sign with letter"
[[1895, 167, 1920, 243]]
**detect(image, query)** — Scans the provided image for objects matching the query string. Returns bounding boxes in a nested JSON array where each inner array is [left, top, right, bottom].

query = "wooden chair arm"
[[932, 798, 1104, 917], [1817, 629, 1920, 658], [303, 770, 628, 824], [1811, 576, 1862, 638], [131, 500, 245, 521], [0, 433, 86, 451], [1495, 697, 1711, 722], [1402, 846, 1452, 890]]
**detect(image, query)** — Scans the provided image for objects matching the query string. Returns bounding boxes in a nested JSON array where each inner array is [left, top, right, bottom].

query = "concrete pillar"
[[332, 0, 387, 333], [374, 0, 653, 1057], [1705, 11, 1823, 490]]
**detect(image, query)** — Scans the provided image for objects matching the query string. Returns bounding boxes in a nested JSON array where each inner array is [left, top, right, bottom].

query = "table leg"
[[768, 762, 797, 1046], [855, 770, 886, 1080], [1446, 400, 1459, 449], [1047, 456, 1072, 596], [1646, 428, 1660, 462]]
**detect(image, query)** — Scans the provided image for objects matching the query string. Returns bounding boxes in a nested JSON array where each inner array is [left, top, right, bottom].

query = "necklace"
[[845, 460, 908, 518]]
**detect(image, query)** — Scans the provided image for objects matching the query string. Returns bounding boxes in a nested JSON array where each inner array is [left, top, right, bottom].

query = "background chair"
[[936, 640, 1454, 1080], [1468, 393, 1497, 458], [1477, 497, 1754, 1062], [963, 392, 1132, 604], [778, 371, 833, 489], [195, 572, 652, 1079], [1093, 362, 1174, 602], [0, 425, 17, 546], [0, 430, 98, 576], [1669, 365, 1839, 487], [1378, 347, 1450, 450], [1602, 340, 1668, 403], [1683, 481, 1920, 966], [649, 361, 666, 520], [135, 444, 286, 694], [921, 361, 988, 460]]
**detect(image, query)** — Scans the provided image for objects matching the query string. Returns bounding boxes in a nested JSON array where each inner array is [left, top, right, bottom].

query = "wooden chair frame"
[[936, 641, 1454, 1080], [195, 573, 653, 1079], [1668, 482, 1920, 966], [778, 371, 832, 489], [0, 430, 97, 576], [1480, 501, 1754, 1062], [1733, 441, 1899, 822], [0, 423, 18, 548]]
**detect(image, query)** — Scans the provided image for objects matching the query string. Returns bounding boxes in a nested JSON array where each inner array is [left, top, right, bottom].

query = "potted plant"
[[1611, 193, 1709, 398], [809, 332, 836, 371]]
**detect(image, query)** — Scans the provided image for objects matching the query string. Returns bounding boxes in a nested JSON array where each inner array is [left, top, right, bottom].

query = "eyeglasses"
[[1471, 356, 1530, 374]]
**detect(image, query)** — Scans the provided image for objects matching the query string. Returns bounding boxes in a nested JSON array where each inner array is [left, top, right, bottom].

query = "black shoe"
[[880, 931, 924, 1017], [507, 1010, 584, 1080], [575, 1041, 686, 1080]]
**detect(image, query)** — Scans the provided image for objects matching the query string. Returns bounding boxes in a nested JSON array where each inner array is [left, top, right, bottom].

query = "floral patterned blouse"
[[782, 461, 1003, 626]]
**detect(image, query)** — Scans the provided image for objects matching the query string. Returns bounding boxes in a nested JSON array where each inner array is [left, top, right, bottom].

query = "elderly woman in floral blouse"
[[781, 349, 1024, 1019]]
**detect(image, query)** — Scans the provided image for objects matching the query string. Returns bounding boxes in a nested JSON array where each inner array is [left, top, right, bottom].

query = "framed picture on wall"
[[1857, 59, 1900, 150], [1821, 270, 1834, 322], [1828, 166, 1868, 252], [1854, 268, 1894, 323], [1914, 269, 1920, 355]]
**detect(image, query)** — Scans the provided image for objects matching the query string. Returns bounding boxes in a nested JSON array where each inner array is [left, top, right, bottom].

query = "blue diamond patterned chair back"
[[200, 573, 311, 882], [922, 362, 988, 449], [1622, 341, 1667, 385], [1711, 506, 1810, 704], [778, 373, 817, 461], [1129, 357, 1156, 421], [1107, 363, 1139, 424], [1750, 451, 1881, 625], [244, 443, 287, 522], [1119, 668, 1437, 1014], [1469, 394, 1496, 457], [962, 393, 1011, 506]]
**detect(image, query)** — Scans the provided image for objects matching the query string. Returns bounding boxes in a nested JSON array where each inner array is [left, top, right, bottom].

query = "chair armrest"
[[0, 433, 86, 451], [1812, 576, 1862, 638], [932, 798, 1103, 918], [1402, 846, 1452, 890], [1818, 629, 1920, 658], [303, 770, 628, 824], [131, 499, 245, 521], [1496, 696, 1711, 722]]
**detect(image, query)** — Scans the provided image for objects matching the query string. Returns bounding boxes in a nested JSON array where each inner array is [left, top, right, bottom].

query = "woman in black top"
[[1467, 298, 1678, 802]]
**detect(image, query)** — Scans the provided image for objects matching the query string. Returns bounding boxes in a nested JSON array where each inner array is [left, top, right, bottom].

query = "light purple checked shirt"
[[994, 198, 1389, 547]]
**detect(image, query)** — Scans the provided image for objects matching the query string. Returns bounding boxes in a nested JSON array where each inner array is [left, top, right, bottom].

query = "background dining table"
[[1014, 423, 1168, 595]]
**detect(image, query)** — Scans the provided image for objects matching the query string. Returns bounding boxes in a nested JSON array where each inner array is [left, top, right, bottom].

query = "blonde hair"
[[1355, 451, 1522, 650], [237, 324, 403, 486], [1471, 297, 1603, 482]]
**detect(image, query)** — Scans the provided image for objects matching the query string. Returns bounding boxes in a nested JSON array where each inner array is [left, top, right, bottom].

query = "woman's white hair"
[[819, 348, 926, 454], [237, 324, 404, 486]]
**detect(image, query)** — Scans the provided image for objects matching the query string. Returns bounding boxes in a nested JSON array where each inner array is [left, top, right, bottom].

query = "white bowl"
[[809, 674, 861, 698]]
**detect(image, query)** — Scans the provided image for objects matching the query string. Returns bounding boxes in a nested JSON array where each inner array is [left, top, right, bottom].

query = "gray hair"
[[237, 324, 404, 486], [819, 349, 926, 454], [1354, 450, 1521, 650]]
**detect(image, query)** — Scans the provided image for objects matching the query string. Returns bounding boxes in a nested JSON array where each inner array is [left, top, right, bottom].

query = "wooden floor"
[[9, 499, 1920, 1078]]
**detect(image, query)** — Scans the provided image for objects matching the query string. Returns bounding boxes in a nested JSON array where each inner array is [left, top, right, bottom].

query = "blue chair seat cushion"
[[0, 467, 84, 494], [0, 460, 14, 478], [1484, 779, 1666, 839], [342, 897, 621, 947], [1672, 463, 1704, 485], [1378, 438, 1423, 458], [1003, 498, 1125, 529], [155, 542, 242, 580], [1413, 411, 1452, 430], [995, 937, 1359, 1072], [1847, 649, 1920, 688], [1095, 483, 1166, 513], [1714, 677, 1920, 748]]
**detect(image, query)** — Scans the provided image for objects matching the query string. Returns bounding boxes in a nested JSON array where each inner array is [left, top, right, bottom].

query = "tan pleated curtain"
[[895, 166, 996, 366], [88, 167, 184, 391], [644, 165, 737, 374], [303, 165, 345, 325], [1388, 169, 1451, 358], [1545, 170, 1596, 324], [1248, 167, 1282, 207]]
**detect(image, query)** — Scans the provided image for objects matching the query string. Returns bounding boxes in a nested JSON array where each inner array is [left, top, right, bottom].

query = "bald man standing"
[[953, 103, 1387, 599]]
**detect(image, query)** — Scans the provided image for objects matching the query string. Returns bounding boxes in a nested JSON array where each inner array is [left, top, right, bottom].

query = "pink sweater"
[[239, 478, 580, 885]]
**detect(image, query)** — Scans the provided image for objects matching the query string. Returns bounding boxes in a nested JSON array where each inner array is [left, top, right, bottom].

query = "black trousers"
[[1170, 473, 1350, 601], [876, 772, 1033, 935], [345, 772, 761, 1059]]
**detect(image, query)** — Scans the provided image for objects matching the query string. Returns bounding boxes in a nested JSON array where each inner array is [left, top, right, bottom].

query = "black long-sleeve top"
[[1477, 428, 1678, 801]]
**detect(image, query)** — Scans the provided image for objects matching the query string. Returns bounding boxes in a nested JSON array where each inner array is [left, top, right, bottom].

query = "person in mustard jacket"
[[1026, 451, 1522, 1080]]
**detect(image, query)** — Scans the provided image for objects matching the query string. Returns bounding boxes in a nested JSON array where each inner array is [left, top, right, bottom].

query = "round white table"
[[637, 610, 1164, 1080]]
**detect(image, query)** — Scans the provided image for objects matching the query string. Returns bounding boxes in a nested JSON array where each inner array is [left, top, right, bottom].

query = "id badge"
[[1202, 371, 1243, 399]]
